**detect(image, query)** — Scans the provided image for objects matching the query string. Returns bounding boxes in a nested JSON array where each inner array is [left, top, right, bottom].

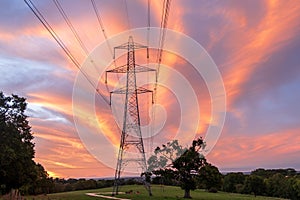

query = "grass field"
[[4, 185, 287, 200]]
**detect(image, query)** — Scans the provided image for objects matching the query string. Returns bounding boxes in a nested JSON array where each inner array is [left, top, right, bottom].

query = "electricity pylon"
[[106, 36, 155, 196]]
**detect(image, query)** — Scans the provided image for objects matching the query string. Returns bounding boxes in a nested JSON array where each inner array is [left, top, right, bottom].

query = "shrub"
[[209, 187, 218, 193]]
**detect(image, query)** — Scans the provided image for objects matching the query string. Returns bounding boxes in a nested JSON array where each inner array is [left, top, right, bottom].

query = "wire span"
[[52, 0, 89, 56], [153, 0, 172, 103], [91, 0, 114, 58], [124, 0, 131, 29], [151, 0, 172, 156], [24, 0, 110, 105]]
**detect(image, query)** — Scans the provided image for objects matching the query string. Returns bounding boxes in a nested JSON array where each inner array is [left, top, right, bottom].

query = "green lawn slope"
[[18, 185, 287, 200]]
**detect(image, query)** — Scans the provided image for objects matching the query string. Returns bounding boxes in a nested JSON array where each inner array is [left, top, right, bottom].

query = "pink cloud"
[[208, 127, 300, 170]]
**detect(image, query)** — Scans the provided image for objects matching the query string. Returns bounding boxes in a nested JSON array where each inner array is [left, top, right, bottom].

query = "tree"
[[266, 173, 290, 198], [27, 164, 54, 194], [147, 140, 186, 186], [223, 172, 245, 193], [289, 178, 300, 200], [147, 140, 186, 172], [243, 175, 266, 197], [252, 168, 297, 179], [172, 138, 207, 198], [0, 92, 47, 194], [148, 138, 212, 198], [197, 163, 222, 191], [151, 168, 178, 186]]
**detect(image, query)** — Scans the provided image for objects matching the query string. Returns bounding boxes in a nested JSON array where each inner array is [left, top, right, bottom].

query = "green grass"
[[3, 185, 287, 200]]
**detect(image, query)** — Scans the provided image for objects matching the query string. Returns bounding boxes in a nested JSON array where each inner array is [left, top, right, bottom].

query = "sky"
[[0, 0, 300, 178]]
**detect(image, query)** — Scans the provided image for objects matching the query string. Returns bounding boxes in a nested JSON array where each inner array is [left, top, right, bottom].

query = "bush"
[[209, 187, 218, 193], [235, 183, 244, 194]]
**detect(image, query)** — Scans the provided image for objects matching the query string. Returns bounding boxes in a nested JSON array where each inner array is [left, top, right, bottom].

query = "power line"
[[24, 0, 110, 105], [90, 0, 122, 97], [24, 0, 80, 68], [146, 0, 154, 157], [147, 0, 151, 29], [52, 0, 110, 105], [52, 0, 107, 92], [25, 0, 172, 181], [151, 0, 172, 155], [91, 0, 114, 59], [147, 0, 151, 48], [156, 0, 171, 72], [123, 0, 131, 29], [153, 0, 172, 104], [52, 0, 89, 56]]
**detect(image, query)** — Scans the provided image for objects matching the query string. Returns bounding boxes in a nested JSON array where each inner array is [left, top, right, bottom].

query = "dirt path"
[[86, 193, 131, 200]]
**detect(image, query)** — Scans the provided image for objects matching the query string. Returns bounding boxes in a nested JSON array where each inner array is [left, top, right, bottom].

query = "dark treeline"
[[37, 178, 114, 194], [222, 168, 300, 200], [28, 177, 146, 195]]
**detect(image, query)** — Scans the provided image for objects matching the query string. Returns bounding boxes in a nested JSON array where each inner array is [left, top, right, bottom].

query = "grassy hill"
[[19, 185, 286, 200]]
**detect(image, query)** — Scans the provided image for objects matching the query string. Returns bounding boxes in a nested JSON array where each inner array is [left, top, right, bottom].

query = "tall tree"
[[0, 92, 43, 194], [147, 140, 186, 171], [197, 163, 223, 191], [243, 175, 266, 197], [147, 140, 186, 186], [223, 172, 245, 193], [172, 138, 207, 198], [266, 173, 289, 198]]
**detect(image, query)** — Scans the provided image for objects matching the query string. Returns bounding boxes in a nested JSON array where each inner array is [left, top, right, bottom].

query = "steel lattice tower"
[[106, 36, 154, 196]]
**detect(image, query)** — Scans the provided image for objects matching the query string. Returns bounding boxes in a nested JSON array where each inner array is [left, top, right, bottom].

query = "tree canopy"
[[148, 138, 208, 198], [172, 138, 207, 198], [0, 92, 48, 195], [222, 172, 245, 193], [243, 175, 266, 197], [197, 163, 223, 191], [147, 139, 186, 172]]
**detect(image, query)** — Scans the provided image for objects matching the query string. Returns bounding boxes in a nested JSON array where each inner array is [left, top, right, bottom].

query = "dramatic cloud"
[[0, 0, 299, 178]]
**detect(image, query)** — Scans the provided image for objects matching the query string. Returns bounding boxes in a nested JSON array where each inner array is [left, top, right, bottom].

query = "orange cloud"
[[6, 1, 298, 178], [208, 127, 300, 169], [96, 110, 120, 147], [33, 121, 115, 178], [34, 131, 84, 150], [28, 93, 73, 116], [222, 0, 300, 106]]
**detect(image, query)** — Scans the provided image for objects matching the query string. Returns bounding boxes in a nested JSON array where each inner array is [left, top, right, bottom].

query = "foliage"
[[172, 138, 207, 198], [222, 172, 245, 193], [208, 187, 218, 193], [243, 175, 266, 196], [147, 140, 186, 172], [290, 178, 300, 200], [221, 168, 300, 200], [146, 140, 187, 188], [252, 168, 297, 178], [0, 92, 49, 195], [148, 138, 207, 198], [50, 178, 114, 193], [151, 169, 178, 186], [26, 164, 54, 195], [197, 163, 223, 191], [265, 173, 288, 198], [264, 173, 300, 199]]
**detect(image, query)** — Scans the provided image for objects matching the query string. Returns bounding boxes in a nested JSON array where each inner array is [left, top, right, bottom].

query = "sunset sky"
[[1, 0, 300, 178]]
